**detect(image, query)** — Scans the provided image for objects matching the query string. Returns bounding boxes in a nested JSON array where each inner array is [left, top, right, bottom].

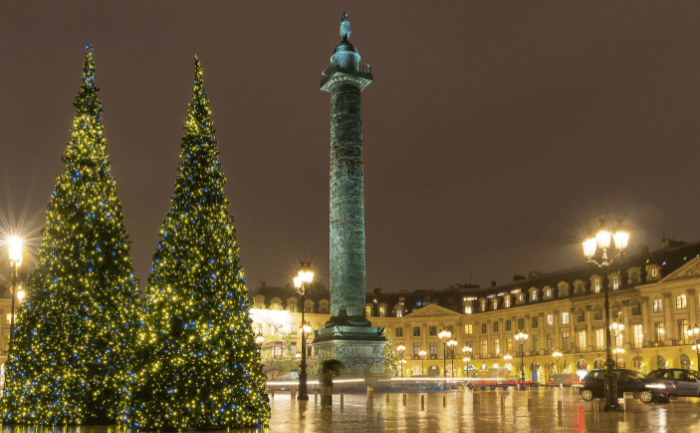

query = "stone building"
[[250, 238, 700, 379]]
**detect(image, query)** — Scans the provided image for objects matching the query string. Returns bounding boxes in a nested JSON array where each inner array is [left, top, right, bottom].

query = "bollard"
[[527, 398, 532, 411], [403, 394, 407, 406], [421, 395, 425, 411], [291, 386, 297, 399], [340, 393, 344, 406], [271, 390, 274, 399], [367, 386, 374, 401], [443, 396, 447, 407], [557, 400, 563, 412], [386, 392, 390, 403]]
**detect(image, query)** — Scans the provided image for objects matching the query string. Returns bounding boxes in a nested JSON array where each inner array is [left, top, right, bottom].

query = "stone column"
[[621, 300, 631, 349], [585, 308, 593, 351], [689, 289, 697, 327], [663, 294, 674, 342], [641, 297, 651, 345]]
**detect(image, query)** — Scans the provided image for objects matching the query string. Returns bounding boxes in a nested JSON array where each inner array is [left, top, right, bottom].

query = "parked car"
[[579, 369, 670, 403], [547, 374, 582, 387], [644, 369, 700, 398]]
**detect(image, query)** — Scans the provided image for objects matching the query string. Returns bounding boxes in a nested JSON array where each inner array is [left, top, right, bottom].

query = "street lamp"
[[611, 321, 624, 348], [293, 261, 313, 401], [514, 331, 528, 382], [552, 351, 562, 373], [462, 346, 473, 377], [255, 332, 265, 349], [419, 350, 427, 375], [463, 357, 471, 378], [583, 219, 629, 411], [397, 344, 406, 377], [6, 236, 23, 345], [613, 348, 625, 367], [438, 329, 452, 378], [686, 325, 700, 372], [447, 339, 457, 378]]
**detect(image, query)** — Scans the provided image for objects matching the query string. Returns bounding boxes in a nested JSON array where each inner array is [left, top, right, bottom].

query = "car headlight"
[[645, 383, 667, 389]]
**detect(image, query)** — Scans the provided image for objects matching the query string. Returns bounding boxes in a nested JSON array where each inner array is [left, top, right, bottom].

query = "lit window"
[[562, 312, 569, 324], [595, 329, 605, 350], [494, 338, 500, 356], [546, 289, 551, 297], [653, 298, 663, 313], [366, 306, 372, 317], [493, 299, 498, 310], [465, 324, 473, 334], [465, 306, 472, 314], [519, 295, 523, 302], [594, 280, 601, 293], [676, 294, 687, 310], [504, 297, 511, 308], [633, 324, 643, 348], [531, 292, 537, 301], [546, 314, 553, 326], [612, 277, 619, 290], [379, 306, 386, 317], [481, 300, 486, 311], [650, 267, 659, 278]]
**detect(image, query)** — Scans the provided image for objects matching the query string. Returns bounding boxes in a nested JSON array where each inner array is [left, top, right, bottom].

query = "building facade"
[[251, 239, 700, 379]]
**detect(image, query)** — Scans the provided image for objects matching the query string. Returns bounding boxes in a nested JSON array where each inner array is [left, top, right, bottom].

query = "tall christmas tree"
[[0, 45, 140, 424], [123, 57, 270, 430]]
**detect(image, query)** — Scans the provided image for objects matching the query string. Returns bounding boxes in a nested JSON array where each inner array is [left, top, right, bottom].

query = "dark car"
[[579, 368, 669, 403], [644, 369, 700, 398]]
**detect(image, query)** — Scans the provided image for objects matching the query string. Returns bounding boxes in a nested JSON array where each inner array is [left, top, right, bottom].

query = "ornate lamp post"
[[419, 350, 427, 375], [583, 219, 629, 411], [686, 325, 700, 371], [552, 351, 562, 373], [447, 339, 457, 378], [6, 236, 23, 345], [515, 331, 529, 381], [293, 261, 313, 401], [397, 344, 406, 377], [462, 346, 473, 377], [438, 329, 452, 378]]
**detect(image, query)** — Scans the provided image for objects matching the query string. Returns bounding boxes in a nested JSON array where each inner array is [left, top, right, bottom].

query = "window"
[[546, 314, 553, 326], [464, 306, 472, 314], [560, 284, 568, 297], [481, 323, 487, 334], [546, 289, 551, 297], [492, 299, 498, 310], [465, 324, 473, 335], [517, 318, 525, 330], [594, 280, 601, 293], [366, 306, 372, 317], [413, 327, 421, 337], [506, 337, 513, 353], [633, 324, 643, 349], [676, 294, 687, 310], [493, 322, 499, 333], [546, 334, 554, 351], [650, 267, 659, 279], [481, 339, 488, 357], [577, 331, 586, 351], [379, 306, 386, 317], [595, 329, 605, 350], [614, 331, 623, 348], [594, 309, 603, 321], [494, 338, 500, 356], [562, 312, 569, 325], [395, 327, 403, 337], [679, 319, 689, 344], [612, 276, 620, 290], [531, 291, 538, 301], [413, 342, 421, 356], [576, 311, 585, 323], [654, 322, 664, 343], [446, 325, 454, 334], [576, 283, 583, 294], [519, 294, 523, 302], [505, 320, 512, 331], [531, 316, 538, 328], [396, 309, 403, 318], [505, 297, 511, 308], [531, 335, 539, 353], [429, 326, 437, 336], [562, 332, 570, 351], [290, 342, 297, 356], [430, 341, 438, 356], [481, 300, 486, 311], [653, 298, 663, 313], [630, 303, 641, 316], [630, 271, 639, 284]]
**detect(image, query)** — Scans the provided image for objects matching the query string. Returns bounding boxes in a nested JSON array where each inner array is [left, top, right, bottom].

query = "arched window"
[[656, 356, 666, 370], [594, 359, 605, 369], [681, 354, 691, 369]]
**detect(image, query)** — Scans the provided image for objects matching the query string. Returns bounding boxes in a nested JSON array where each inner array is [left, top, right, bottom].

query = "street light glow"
[[7, 236, 23, 266]]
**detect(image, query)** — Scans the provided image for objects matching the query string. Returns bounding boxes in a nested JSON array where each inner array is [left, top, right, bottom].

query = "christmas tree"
[[0, 45, 140, 424], [383, 331, 399, 377], [123, 57, 270, 430]]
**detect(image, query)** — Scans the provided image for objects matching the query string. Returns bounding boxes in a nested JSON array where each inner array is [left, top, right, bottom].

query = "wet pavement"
[[2, 388, 700, 432], [268, 387, 700, 432]]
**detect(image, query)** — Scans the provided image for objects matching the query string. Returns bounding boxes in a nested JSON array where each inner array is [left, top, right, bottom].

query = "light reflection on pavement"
[[2, 388, 700, 433]]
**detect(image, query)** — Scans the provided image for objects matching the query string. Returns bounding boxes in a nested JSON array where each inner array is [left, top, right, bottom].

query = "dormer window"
[[531, 292, 537, 301], [650, 266, 659, 279], [465, 306, 472, 314], [504, 297, 511, 308], [481, 299, 486, 312], [560, 284, 568, 297], [545, 289, 551, 298], [519, 294, 523, 302], [611, 276, 620, 290], [594, 280, 602, 293]]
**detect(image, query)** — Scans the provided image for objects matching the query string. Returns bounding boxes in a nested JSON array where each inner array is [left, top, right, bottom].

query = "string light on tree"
[[0, 45, 141, 424], [123, 57, 270, 430]]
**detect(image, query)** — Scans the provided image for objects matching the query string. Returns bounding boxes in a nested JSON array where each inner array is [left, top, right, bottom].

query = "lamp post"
[[255, 332, 265, 352], [686, 325, 700, 371], [419, 350, 427, 376], [611, 321, 624, 367], [514, 331, 528, 382], [583, 219, 629, 411], [293, 261, 313, 401], [462, 346, 473, 377], [613, 348, 625, 368], [438, 329, 452, 378], [397, 344, 405, 377], [552, 351, 562, 373], [447, 339, 457, 378], [6, 236, 23, 345], [463, 357, 471, 378], [503, 354, 512, 377]]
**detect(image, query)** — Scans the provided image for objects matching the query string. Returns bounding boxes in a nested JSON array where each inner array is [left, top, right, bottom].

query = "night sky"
[[2, 2, 700, 293]]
